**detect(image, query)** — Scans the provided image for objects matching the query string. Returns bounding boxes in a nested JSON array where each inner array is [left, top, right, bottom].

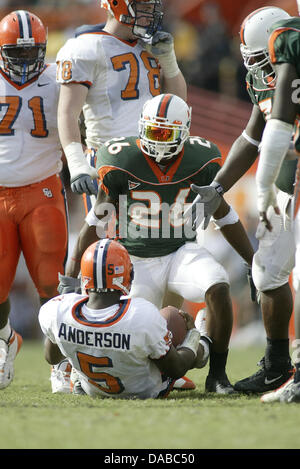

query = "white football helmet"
[[240, 6, 290, 85], [139, 94, 191, 163]]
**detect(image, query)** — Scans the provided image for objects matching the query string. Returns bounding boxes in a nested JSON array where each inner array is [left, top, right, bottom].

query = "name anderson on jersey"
[[58, 323, 131, 350]]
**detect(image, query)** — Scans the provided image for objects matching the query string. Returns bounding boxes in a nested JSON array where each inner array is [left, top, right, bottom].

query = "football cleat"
[[50, 359, 72, 393], [205, 373, 236, 394], [173, 376, 196, 390], [260, 375, 294, 403], [0, 330, 22, 389], [234, 357, 294, 394], [70, 367, 86, 395], [261, 375, 300, 403]]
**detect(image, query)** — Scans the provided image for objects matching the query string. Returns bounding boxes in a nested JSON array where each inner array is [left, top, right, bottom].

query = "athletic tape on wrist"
[[64, 142, 96, 180], [177, 328, 201, 357], [157, 49, 180, 79]]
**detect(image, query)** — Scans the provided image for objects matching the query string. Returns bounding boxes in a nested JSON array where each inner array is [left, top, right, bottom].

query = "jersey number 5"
[[77, 351, 125, 395]]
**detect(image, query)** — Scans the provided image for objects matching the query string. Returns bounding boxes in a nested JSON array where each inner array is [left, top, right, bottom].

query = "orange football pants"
[[0, 174, 68, 302]]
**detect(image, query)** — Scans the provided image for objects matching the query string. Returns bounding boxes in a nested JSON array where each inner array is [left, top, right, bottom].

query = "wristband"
[[212, 205, 239, 229], [242, 130, 260, 148], [177, 328, 201, 357], [210, 180, 224, 196], [85, 208, 100, 227]]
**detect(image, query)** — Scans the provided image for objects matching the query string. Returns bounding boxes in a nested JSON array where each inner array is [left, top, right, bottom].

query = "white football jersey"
[[56, 32, 161, 148], [39, 293, 172, 399], [0, 64, 62, 187]]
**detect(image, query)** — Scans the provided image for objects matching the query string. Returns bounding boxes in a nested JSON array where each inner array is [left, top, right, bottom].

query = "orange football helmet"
[[0, 10, 47, 84], [100, 0, 163, 38], [81, 239, 134, 296]]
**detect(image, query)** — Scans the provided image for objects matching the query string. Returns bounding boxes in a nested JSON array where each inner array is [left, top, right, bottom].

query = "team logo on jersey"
[[128, 180, 141, 190], [43, 188, 53, 198]]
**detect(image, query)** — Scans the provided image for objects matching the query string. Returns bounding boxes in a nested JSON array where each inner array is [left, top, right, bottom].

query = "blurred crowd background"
[[4, 0, 298, 343]]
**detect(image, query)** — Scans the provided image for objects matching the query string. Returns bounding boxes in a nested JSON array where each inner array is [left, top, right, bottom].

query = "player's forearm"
[[162, 70, 187, 101], [66, 224, 99, 278], [44, 338, 65, 365], [58, 114, 82, 150], [220, 220, 254, 265], [256, 119, 293, 211], [57, 84, 86, 149], [215, 135, 258, 192]]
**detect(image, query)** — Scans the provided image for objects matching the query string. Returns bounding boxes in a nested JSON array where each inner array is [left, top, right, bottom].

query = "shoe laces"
[[52, 361, 71, 382]]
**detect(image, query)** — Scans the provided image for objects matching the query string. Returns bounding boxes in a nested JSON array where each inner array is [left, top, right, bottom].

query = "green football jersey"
[[269, 17, 300, 75], [246, 70, 297, 195], [268, 17, 300, 155], [96, 136, 222, 257]]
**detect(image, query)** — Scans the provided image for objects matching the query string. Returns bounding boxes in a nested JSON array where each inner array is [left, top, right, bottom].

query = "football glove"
[[147, 31, 174, 56], [58, 273, 81, 295], [184, 182, 224, 230], [144, 31, 179, 79], [245, 263, 257, 303], [70, 174, 98, 196]]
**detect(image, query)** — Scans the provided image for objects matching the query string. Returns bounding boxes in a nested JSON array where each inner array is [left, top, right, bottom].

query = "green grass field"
[[0, 340, 299, 450]]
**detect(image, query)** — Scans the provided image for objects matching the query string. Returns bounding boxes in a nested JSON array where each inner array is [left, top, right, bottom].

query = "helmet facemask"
[[139, 116, 190, 163], [103, 0, 163, 39], [128, 1, 163, 39], [239, 7, 291, 86], [240, 44, 275, 85], [1, 42, 46, 84]]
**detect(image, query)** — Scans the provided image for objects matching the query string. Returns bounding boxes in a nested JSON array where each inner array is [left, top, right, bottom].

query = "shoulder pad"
[[75, 23, 105, 37]]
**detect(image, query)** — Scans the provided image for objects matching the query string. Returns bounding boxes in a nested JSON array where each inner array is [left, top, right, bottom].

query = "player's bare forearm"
[[220, 220, 254, 265], [162, 71, 187, 101], [66, 224, 98, 278], [57, 83, 88, 148], [152, 345, 195, 379], [44, 338, 65, 365], [215, 135, 258, 192]]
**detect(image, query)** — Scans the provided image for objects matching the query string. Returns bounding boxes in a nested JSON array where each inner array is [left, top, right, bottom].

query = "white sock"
[[0, 321, 12, 342]]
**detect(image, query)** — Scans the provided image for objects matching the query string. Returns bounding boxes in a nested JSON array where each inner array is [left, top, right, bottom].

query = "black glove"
[[70, 174, 98, 196], [245, 264, 257, 302]]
